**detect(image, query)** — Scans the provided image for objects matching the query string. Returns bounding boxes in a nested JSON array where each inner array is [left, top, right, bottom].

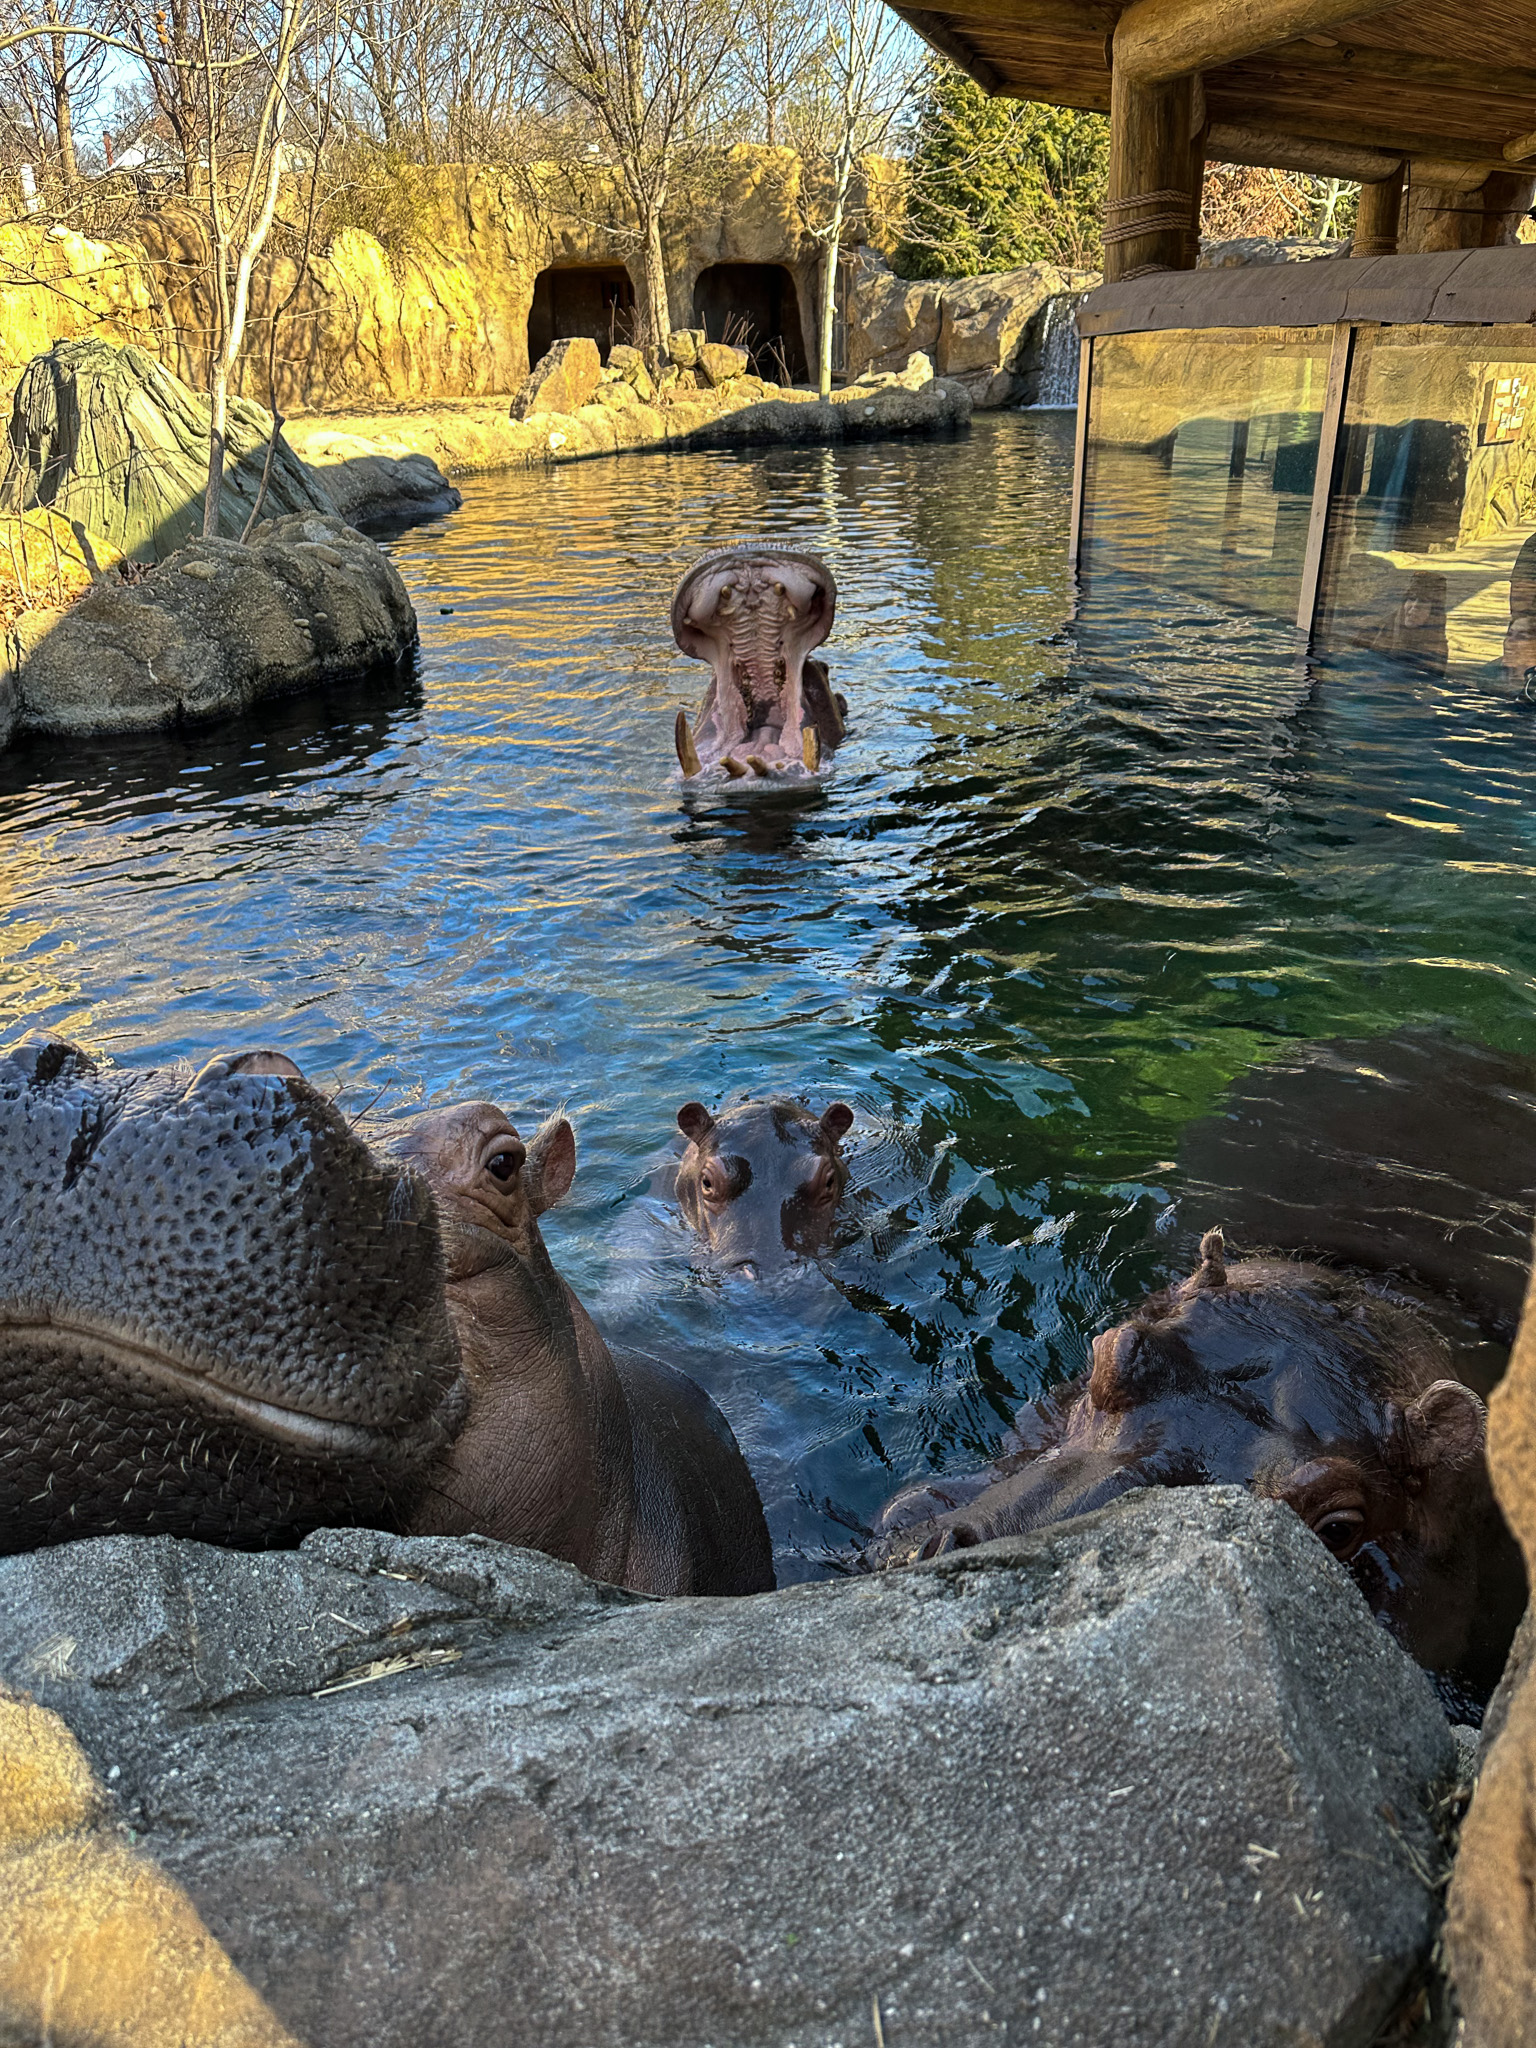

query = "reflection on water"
[[3, 414, 1535, 1580]]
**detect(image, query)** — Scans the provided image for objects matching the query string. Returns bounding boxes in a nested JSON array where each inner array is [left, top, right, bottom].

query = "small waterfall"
[[1030, 293, 1085, 409]]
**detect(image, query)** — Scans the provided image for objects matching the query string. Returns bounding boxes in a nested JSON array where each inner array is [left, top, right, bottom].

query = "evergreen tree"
[[895, 60, 1108, 277]]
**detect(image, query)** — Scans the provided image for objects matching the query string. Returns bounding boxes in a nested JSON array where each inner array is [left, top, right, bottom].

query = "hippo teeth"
[[0, 1307, 426, 1459]]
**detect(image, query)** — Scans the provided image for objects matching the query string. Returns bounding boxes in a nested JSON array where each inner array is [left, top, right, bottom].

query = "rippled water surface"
[[5, 414, 1535, 1577]]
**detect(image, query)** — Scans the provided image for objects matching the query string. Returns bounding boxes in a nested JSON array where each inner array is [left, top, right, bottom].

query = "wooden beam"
[[1266, 38, 1536, 102], [1115, 0, 1411, 88], [1202, 94, 1513, 168], [909, 0, 1116, 32], [891, 6, 1008, 89], [1506, 126, 1536, 163], [1204, 121, 1400, 181]]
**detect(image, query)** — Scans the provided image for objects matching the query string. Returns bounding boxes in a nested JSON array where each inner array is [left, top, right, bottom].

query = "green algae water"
[[3, 412, 1534, 1578]]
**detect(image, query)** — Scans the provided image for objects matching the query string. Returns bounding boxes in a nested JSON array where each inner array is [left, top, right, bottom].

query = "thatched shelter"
[[888, 0, 1536, 277]]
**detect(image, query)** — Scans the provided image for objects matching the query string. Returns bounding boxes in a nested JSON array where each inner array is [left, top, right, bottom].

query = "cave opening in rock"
[[692, 263, 809, 384], [527, 265, 637, 367]]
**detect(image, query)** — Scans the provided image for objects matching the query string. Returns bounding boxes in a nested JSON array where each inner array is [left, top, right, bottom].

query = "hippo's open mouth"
[[0, 1304, 452, 1460]]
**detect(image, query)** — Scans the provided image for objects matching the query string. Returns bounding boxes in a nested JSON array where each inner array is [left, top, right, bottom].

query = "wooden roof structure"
[[890, 0, 1536, 176], [889, 0, 1536, 274]]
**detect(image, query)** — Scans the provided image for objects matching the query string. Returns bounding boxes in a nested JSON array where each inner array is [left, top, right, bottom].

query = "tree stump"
[[0, 339, 335, 564]]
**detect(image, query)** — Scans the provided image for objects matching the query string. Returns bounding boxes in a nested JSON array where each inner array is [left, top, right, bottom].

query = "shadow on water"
[[3, 412, 1536, 1580]]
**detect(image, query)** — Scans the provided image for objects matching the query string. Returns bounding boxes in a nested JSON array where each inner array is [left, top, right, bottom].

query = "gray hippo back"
[[0, 1037, 465, 1553]]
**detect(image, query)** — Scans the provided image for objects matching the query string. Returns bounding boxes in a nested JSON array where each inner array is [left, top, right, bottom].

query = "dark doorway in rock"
[[527, 265, 636, 367], [692, 264, 809, 384]]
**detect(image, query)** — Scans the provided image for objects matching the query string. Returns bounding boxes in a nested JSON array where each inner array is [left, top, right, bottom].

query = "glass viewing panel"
[[1314, 325, 1536, 686], [1081, 327, 1335, 619]]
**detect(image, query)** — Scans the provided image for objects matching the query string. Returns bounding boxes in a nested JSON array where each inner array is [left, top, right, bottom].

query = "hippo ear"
[[525, 1117, 576, 1217], [820, 1101, 854, 1142], [189, 1050, 304, 1091], [677, 1102, 715, 1144], [1401, 1379, 1486, 1473], [1175, 1227, 1227, 1300]]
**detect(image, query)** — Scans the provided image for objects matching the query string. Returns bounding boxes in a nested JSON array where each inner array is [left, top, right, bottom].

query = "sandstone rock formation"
[[0, 1489, 1456, 2048], [845, 255, 1100, 407], [1, 338, 332, 562], [7, 513, 415, 745], [1447, 1249, 1536, 2044], [512, 335, 602, 421], [696, 340, 750, 386]]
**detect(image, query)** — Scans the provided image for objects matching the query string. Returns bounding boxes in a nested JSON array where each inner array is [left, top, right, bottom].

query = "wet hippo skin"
[[1176, 1032, 1536, 1341], [668, 1096, 854, 1278], [0, 1036, 466, 1554], [396, 1102, 774, 1596], [0, 1038, 772, 1599], [874, 1233, 1527, 1709]]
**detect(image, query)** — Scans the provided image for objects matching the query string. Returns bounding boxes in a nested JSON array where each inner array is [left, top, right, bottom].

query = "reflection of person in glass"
[[1363, 570, 1448, 674]]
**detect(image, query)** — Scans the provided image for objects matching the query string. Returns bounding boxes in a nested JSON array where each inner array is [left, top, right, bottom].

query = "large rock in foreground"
[[0, 1490, 1454, 2047], [11, 512, 415, 740], [0, 338, 334, 562]]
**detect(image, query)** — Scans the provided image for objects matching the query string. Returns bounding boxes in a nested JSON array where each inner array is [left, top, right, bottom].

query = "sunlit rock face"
[[0, 1036, 464, 1553], [0, 1491, 1454, 2047]]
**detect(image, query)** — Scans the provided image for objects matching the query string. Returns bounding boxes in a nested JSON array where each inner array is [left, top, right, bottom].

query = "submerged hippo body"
[[396, 1101, 774, 1596], [671, 1096, 855, 1278], [0, 1037, 465, 1553], [875, 1233, 1526, 1705], [671, 545, 846, 782]]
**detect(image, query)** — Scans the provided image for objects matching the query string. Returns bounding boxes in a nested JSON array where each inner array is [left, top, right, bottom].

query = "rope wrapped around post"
[[1102, 188, 1195, 245]]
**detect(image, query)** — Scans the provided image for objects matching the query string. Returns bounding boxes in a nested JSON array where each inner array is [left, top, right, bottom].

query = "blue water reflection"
[[3, 414, 1534, 1579]]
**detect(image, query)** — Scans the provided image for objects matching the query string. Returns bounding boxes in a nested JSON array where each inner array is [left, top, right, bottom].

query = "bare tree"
[[786, 0, 913, 397], [0, 0, 105, 203], [731, 0, 819, 149], [509, 0, 736, 353]]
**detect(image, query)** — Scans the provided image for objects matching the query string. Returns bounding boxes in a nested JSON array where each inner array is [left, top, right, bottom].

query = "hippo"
[[669, 1096, 855, 1278], [670, 544, 847, 781], [0, 1035, 772, 1598], [396, 1100, 774, 1594], [0, 1037, 465, 1554], [873, 1232, 1527, 1709]]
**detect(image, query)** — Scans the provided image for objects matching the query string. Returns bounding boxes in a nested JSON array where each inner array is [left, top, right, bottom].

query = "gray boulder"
[[683, 379, 972, 449], [299, 443, 461, 529], [1199, 237, 1353, 267], [0, 1490, 1455, 2048], [12, 512, 416, 739], [0, 337, 334, 563]]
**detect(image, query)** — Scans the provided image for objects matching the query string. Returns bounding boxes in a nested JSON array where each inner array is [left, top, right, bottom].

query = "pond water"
[[4, 413, 1536, 1581]]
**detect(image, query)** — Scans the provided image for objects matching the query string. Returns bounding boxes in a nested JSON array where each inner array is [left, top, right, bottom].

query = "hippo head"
[[875, 1231, 1526, 1703], [674, 1097, 854, 1278], [0, 1036, 466, 1554], [670, 545, 844, 782]]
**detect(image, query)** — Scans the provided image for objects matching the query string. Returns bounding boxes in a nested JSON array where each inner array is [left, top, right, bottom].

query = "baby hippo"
[[673, 1096, 854, 1278], [397, 1102, 773, 1596], [874, 1231, 1526, 1705]]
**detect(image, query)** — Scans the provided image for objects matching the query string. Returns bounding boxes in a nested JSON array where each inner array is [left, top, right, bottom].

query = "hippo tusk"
[[722, 754, 748, 779], [746, 755, 772, 778], [674, 710, 702, 777], [802, 727, 820, 772]]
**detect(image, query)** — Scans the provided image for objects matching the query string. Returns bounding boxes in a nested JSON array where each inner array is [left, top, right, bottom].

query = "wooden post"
[[1104, 68, 1199, 282], [1481, 171, 1536, 246], [1352, 169, 1403, 257], [1401, 161, 1490, 253]]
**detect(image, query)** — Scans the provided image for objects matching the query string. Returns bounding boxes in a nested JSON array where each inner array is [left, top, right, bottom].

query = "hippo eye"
[[1312, 1508, 1365, 1561], [486, 1151, 520, 1183]]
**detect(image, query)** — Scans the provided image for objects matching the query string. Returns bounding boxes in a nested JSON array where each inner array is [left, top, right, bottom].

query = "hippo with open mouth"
[[0, 1037, 772, 1596], [669, 1096, 855, 1278], [671, 544, 847, 781], [872, 1231, 1527, 1707]]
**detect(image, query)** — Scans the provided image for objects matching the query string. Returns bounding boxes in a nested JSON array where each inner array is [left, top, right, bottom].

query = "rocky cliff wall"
[[0, 155, 829, 415]]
